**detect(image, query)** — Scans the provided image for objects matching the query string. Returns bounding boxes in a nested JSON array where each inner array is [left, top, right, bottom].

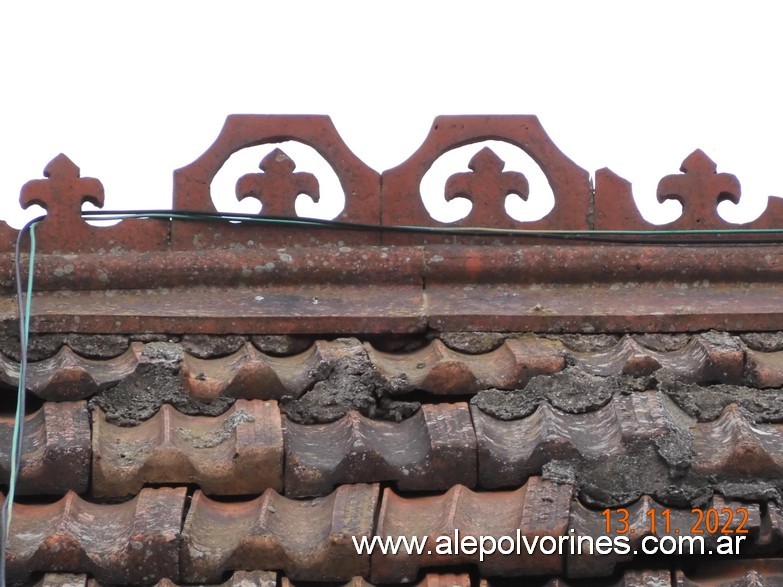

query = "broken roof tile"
[[366, 338, 565, 394], [181, 339, 363, 402], [371, 479, 573, 583], [181, 484, 379, 583], [0, 401, 90, 494], [567, 494, 761, 578], [4, 487, 186, 584], [284, 402, 476, 497], [472, 391, 669, 489], [92, 400, 283, 498]]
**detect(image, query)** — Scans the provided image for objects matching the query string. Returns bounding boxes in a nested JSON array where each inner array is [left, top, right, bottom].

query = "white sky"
[[1, 1, 781, 228]]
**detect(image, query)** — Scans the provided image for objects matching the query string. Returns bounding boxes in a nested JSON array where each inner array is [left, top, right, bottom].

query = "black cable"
[[80, 208, 783, 245]]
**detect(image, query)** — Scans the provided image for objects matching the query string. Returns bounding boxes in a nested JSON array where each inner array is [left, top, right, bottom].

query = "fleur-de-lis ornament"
[[236, 149, 320, 218], [445, 147, 529, 226]]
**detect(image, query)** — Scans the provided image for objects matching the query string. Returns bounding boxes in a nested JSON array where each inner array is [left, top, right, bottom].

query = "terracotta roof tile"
[[746, 348, 783, 388], [690, 404, 783, 477], [182, 339, 363, 402], [284, 403, 476, 497], [181, 484, 379, 583], [92, 400, 283, 498], [472, 391, 669, 489], [4, 487, 186, 584], [367, 338, 565, 394], [371, 479, 573, 583], [0, 401, 90, 494], [1, 343, 142, 401], [567, 494, 761, 578], [568, 333, 745, 383]]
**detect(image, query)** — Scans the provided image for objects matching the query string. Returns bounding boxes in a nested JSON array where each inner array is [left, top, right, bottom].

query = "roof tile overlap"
[[92, 400, 283, 497], [4, 487, 186, 583], [181, 484, 379, 583], [372, 479, 573, 582], [0, 401, 89, 495], [284, 403, 476, 497]]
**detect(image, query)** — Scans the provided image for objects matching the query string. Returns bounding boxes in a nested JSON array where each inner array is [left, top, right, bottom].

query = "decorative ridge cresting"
[[3, 114, 782, 254]]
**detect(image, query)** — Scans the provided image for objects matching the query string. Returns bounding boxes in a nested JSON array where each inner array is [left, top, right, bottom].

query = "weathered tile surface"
[[0, 401, 90, 495], [182, 339, 364, 401], [0, 343, 142, 400], [4, 487, 186, 584], [92, 400, 283, 497], [372, 479, 573, 583], [284, 402, 476, 497], [367, 338, 565, 394], [472, 391, 670, 488], [567, 333, 745, 383], [181, 484, 379, 583]]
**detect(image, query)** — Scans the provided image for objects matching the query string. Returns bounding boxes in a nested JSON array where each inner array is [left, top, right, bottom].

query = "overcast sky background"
[[1, 1, 780, 228]]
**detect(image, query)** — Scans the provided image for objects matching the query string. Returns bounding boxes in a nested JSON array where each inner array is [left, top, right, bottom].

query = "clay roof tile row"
[[6, 481, 779, 583], [3, 332, 776, 403], [6, 387, 783, 501]]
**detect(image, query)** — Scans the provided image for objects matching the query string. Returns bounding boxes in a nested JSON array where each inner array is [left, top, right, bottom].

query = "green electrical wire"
[[8, 222, 35, 524], [1, 220, 36, 586]]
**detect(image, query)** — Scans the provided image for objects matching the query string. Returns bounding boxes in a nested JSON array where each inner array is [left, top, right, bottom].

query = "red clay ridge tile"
[[371, 479, 573, 583], [567, 494, 761, 578], [567, 333, 745, 384], [366, 338, 565, 395], [381, 116, 591, 244], [284, 403, 476, 497], [182, 339, 365, 402], [1, 343, 143, 401], [0, 401, 90, 494], [20, 153, 167, 254], [595, 148, 783, 233], [172, 115, 381, 250], [472, 391, 669, 489], [4, 487, 186, 584], [92, 400, 283, 498], [181, 484, 379, 583]]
